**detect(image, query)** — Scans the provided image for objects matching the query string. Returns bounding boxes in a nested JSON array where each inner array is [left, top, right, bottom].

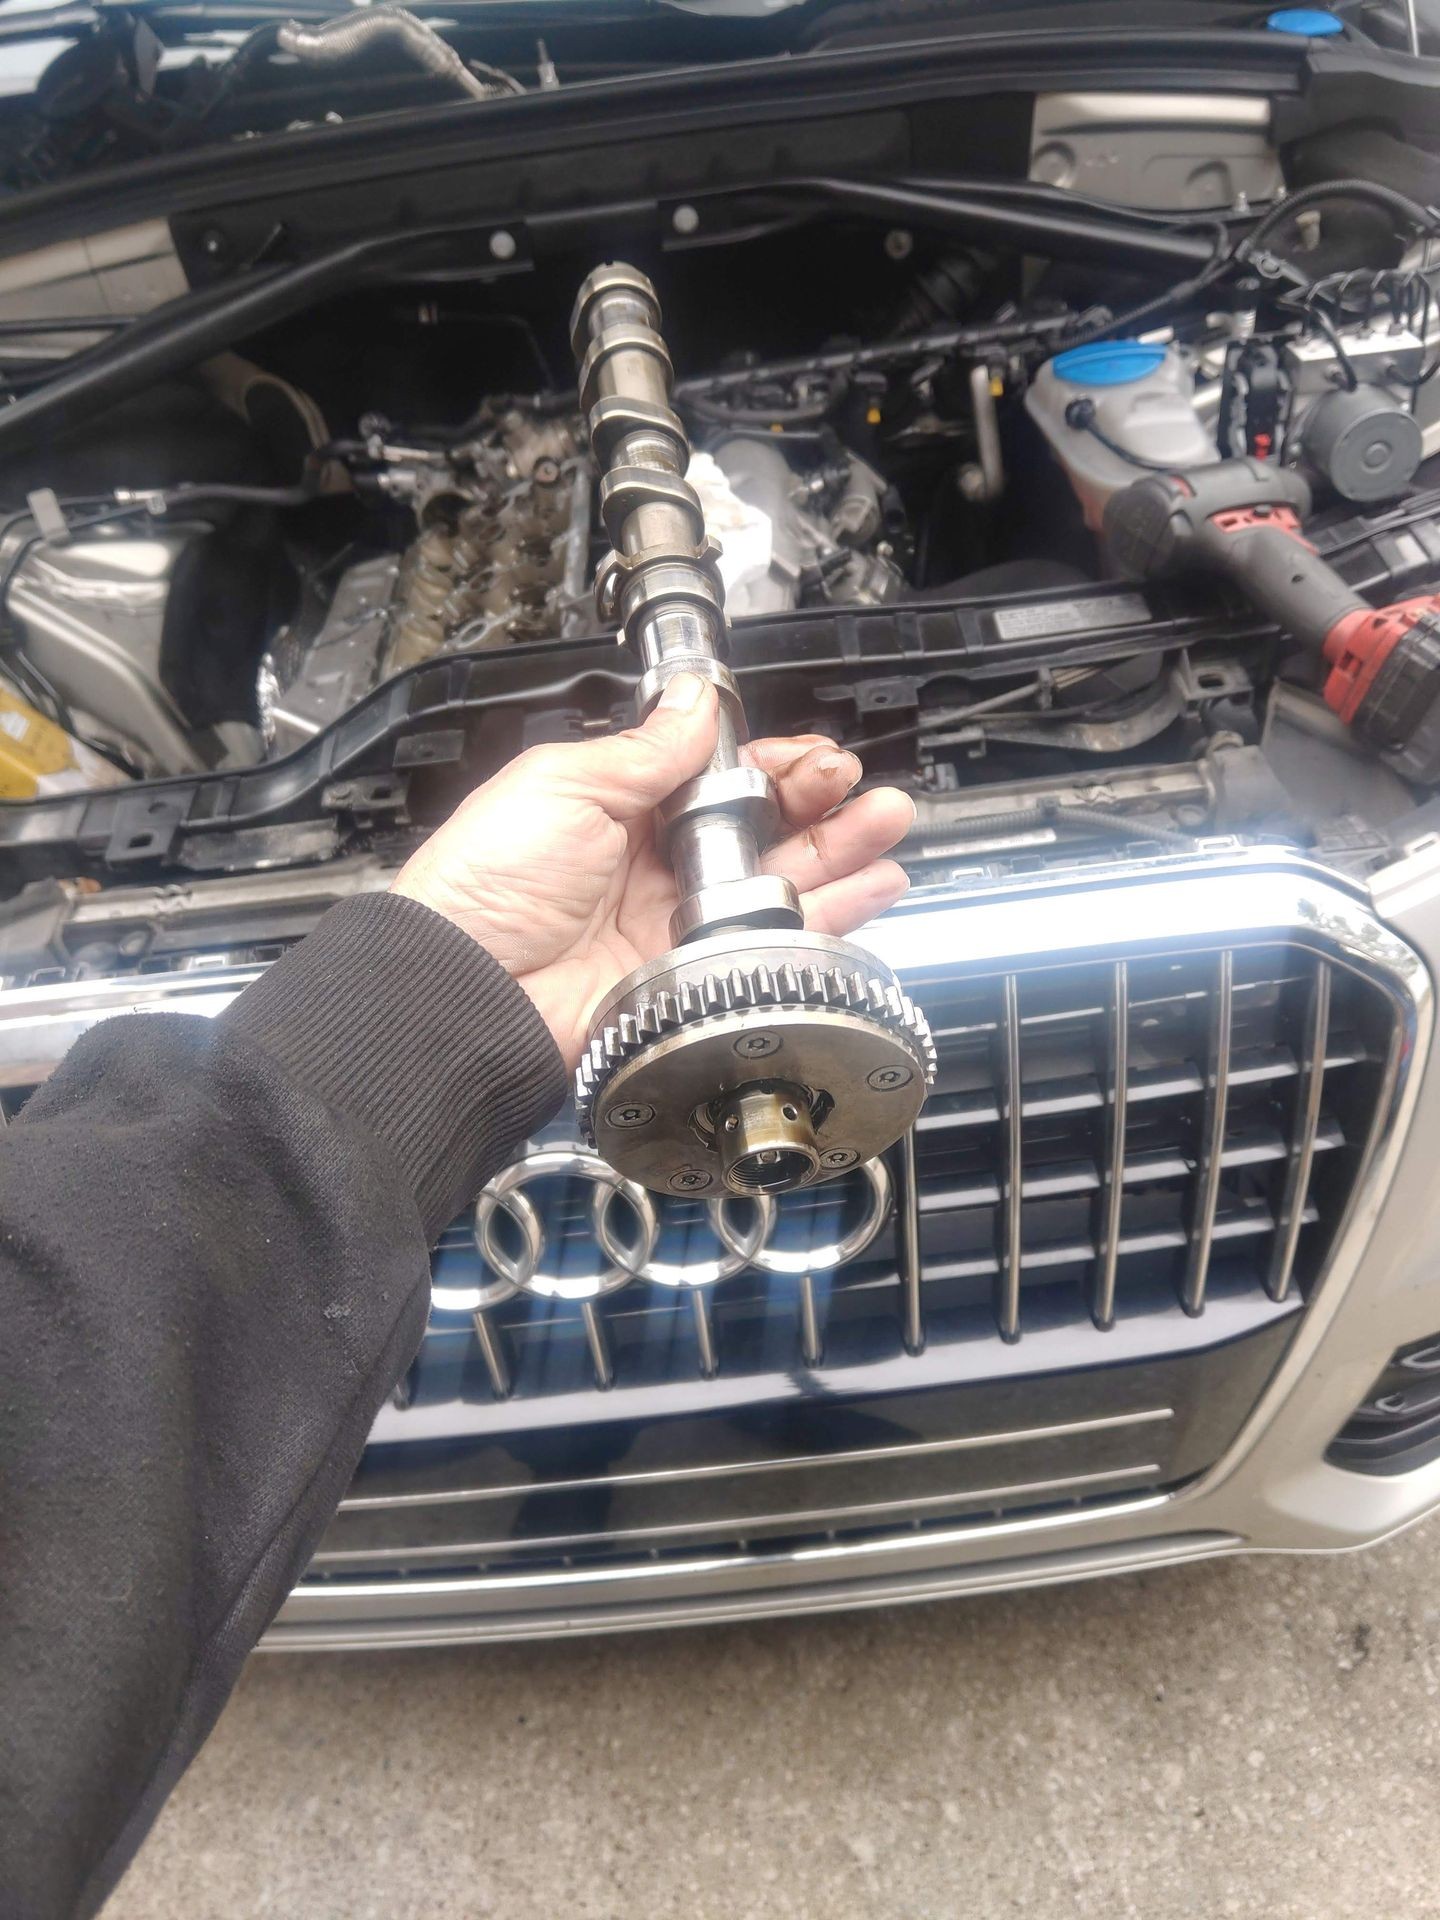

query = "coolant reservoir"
[[0, 683, 126, 797], [1027, 341, 1217, 530]]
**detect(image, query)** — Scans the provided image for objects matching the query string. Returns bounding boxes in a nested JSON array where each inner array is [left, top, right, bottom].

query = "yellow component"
[[990, 375, 1004, 398], [0, 685, 75, 798], [865, 405, 882, 425]]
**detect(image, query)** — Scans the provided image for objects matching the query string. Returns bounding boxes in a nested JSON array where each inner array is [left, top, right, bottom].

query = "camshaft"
[[570, 263, 934, 1199], [571, 264, 801, 947]]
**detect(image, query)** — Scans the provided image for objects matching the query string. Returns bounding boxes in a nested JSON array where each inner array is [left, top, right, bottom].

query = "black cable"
[[191, 19, 283, 126], [1300, 304, 1361, 391], [153, 475, 320, 510], [1061, 397, 1181, 472], [1049, 222, 1235, 353], [908, 798, 1197, 852], [902, 176, 1261, 236], [846, 676, 1062, 752], [1235, 177, 1440, 264]]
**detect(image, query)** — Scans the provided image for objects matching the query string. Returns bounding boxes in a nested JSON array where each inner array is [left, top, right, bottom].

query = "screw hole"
[[782, 1103, 799, 1121]]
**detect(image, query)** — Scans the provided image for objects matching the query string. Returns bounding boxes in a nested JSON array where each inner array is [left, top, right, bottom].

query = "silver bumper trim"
[[270, 1524, 1236, 1650]]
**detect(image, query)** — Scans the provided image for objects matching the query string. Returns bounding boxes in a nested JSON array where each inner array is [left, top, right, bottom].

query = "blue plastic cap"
[[1265, 8, 1344, 34], [1051, 341, 1168, 387]]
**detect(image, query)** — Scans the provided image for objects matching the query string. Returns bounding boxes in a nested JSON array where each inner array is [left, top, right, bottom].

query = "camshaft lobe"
[[570, 263, 802, 948]]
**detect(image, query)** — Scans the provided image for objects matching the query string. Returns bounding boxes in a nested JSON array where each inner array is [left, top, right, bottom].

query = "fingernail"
[[658, 673, 707, 713], [817, 751, 863, 789]]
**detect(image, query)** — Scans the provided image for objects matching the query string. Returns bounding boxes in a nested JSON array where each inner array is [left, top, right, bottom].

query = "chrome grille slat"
[[915, 1038, 1367, 1135], [314, 1461, 1164, 1566], [798, 1272, 823, 1366], [894, 1125, 924, 1355], [1182, 950, 1234, 1316], [917, 1118, 1343, 1214], [691, 1289, 719, 1379], [471, 1310, 511, 1401], [1266, 960, 1332, 1303], [1093, 959, 1129, 1330], [919, 1199, 1319, 1285], [996, 972, 1024, 1342], [580, 1300, 613, 1390], [922, 967, 1316, 1043], [342, 1405, 1177, 1510]]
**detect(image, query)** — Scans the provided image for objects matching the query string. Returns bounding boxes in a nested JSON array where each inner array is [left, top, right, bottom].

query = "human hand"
[[391, 673, 915, 1069]]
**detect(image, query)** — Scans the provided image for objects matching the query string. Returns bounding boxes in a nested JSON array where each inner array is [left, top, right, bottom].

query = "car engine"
[[0, 174, 1435, 964]]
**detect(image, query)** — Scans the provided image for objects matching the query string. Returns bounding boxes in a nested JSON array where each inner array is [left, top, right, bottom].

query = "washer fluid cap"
[[1051, 341, 1169, 387], [1265, 8, 1343, 33]]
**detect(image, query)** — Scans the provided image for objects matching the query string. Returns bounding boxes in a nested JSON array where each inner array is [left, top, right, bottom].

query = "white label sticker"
[[991, 592, 1152, 641]]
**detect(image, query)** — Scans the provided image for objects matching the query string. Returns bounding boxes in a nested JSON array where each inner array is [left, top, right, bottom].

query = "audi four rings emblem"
[[429, 1146, 893, 1313]]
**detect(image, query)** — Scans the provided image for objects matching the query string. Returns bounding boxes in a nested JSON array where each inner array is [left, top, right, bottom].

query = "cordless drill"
[[1103, 458, 1440, 783]]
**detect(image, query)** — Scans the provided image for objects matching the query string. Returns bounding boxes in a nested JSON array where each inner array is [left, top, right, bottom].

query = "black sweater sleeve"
[[0, 891, 568, 1920]]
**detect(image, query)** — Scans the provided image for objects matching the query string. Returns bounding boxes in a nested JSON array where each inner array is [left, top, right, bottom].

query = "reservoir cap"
[[1051, 341, 1168, 387], [1265, 9, 1344, 34]]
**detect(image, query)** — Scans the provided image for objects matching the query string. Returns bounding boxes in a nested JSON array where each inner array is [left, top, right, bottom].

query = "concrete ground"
[[107, 1520, 1440, 1920]]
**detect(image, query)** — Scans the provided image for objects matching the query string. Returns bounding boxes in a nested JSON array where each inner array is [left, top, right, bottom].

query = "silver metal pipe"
[[276, 10, 521, 100], [966, 361, 1005, 501]]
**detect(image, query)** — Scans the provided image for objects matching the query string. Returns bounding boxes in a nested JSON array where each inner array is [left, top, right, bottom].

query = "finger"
[[741, 734, 837, 776], [800, 859, 911, 936], [545, 674, 720, 821], [751, 741, 866, 830], [763, 787, 917, 892]]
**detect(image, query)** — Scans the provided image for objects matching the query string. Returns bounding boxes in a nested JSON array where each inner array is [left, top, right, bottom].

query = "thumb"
[[562, 673, 721, 821]]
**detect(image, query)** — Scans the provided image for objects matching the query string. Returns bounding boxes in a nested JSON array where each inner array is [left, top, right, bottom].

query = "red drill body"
[[1104, 460, 1440, 780]]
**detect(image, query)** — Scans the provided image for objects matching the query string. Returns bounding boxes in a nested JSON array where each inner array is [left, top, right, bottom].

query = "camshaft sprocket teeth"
[[574, 956, 936, 1135]]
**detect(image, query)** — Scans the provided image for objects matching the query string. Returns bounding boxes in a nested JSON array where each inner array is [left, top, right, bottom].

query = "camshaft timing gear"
[[570, 262, 934, 1197]]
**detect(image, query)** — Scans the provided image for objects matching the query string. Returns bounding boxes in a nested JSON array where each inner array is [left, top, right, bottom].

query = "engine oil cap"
[[1265, 8, 1344, 34], [1051, 341, 1168, 387]]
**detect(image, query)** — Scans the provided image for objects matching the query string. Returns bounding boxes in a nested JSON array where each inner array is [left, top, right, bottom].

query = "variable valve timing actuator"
[[569, 263, 935, 1197]]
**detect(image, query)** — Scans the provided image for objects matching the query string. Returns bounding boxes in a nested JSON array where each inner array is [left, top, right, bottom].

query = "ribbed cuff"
[[221, 891, 569, 1239]]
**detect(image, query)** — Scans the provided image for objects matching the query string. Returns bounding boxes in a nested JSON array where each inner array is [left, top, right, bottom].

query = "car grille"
[[407, 933, 1398, 1398], [308, 862, 1414, 1588], [0, 855, 1420, 1601]]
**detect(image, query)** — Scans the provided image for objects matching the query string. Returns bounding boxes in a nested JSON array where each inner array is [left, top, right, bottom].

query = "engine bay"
[[1, 138, 1439, 974]]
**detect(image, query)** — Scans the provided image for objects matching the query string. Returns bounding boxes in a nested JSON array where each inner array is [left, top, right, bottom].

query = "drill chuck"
[[1322, 598, 1440, 781]]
